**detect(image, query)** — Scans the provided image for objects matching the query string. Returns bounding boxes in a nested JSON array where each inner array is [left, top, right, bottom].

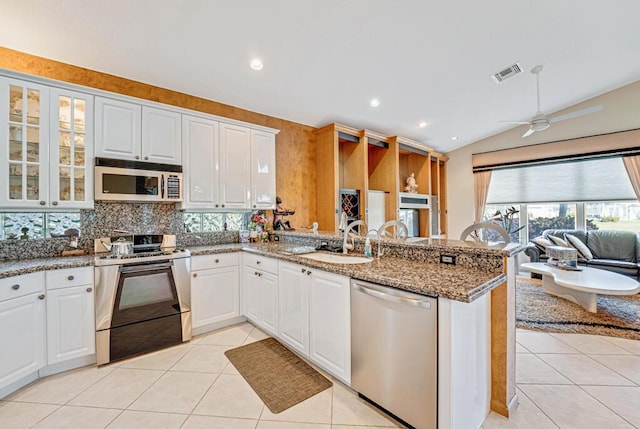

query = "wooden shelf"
[[315, 123, 447, 236]]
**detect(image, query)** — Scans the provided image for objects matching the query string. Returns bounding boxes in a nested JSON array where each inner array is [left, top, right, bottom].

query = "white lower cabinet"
[[191, 254, 240, 333], [0, 272, 46, 392], [243, 265, 278, 335], [309, 268, 351, 384], [242, 253, 279, 335], [278, 261, 310, 355], [45, 267, 95, 366], [243, 257, 351, 384], [46, 285, 95, 365]]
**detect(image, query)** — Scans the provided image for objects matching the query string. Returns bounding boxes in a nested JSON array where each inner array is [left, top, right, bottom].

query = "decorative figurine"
[[404, 173, 419, 193], [273, 196, 296, 230]]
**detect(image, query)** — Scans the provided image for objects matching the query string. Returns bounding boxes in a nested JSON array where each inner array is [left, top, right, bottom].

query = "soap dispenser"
[[364, 237, 372, 258]]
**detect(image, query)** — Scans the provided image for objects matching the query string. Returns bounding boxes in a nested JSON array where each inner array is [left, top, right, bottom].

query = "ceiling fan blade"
[[549, 105, 604, 124], [498, 120, 531, 124], [522, 128, 536, 138]]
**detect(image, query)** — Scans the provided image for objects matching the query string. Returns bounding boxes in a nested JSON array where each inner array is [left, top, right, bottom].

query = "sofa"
[[524, 228, 640, 279]]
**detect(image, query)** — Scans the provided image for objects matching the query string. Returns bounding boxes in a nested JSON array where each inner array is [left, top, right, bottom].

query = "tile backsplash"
[[0, 202, 238, 260]]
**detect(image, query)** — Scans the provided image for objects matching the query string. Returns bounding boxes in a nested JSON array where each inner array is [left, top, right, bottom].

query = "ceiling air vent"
[[491, 62, 522, 83]]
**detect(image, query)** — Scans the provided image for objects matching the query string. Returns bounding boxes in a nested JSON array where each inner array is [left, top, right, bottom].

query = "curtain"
[[623, 155, 640, 201], [473, 171, 492, 223]]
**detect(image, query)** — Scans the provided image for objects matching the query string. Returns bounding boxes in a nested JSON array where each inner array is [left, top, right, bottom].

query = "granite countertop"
[[0, 241, 507, 303], [276, 230, 527, 257], [190, 242, 506, 302], [0, 255, 94, 280]]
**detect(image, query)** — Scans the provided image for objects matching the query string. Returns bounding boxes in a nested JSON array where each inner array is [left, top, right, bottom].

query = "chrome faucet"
[[343, 220, 367, 254], [367, 229, 383, 259]]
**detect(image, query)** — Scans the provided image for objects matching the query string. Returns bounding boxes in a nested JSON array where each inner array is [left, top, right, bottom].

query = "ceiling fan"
[[500, 65, 603, 138]]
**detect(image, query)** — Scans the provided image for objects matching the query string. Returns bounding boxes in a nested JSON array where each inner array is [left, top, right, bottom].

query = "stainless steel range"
[[94, 234, 191, 365]]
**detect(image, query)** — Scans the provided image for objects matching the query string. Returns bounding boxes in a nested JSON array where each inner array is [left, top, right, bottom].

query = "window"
[[183, 212, 245, 232], [526, 203, 576, 240], [586, 201, 640, 232], [1, 212, 81, 240], [484, 204, 523, 242]]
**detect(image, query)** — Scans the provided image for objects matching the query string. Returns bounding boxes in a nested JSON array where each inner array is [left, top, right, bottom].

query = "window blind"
[[486, 157, 636, 204]]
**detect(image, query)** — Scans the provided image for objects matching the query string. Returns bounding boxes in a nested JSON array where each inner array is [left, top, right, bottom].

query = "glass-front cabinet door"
[[0, 77, 50, 208], [49, 88, 94, 208]]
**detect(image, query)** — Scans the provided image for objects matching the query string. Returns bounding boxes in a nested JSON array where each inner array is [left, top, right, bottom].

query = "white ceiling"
[[2, 0, 640, 152]]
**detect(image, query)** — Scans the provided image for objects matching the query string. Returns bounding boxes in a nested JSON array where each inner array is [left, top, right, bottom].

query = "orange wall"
[[0, 46, 317, 228]]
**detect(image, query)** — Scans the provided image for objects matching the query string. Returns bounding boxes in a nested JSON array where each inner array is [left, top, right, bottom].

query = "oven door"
[[110, 262, 181, 328], [95, 166, 164, 202], [97, 261, 186, 363]]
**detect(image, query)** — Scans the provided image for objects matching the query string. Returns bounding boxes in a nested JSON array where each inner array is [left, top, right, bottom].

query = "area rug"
[[516, 278, 640, 340], [224, 337, 332, 413]]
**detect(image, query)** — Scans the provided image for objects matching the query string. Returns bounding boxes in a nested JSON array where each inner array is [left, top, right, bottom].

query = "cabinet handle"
[[135, 155, 140, 160], [52, 201, 58, 206], [301, 268, 306, 274], [215, 204, 219, 208], [256, 260, 261, 265], [144, 156, 149, 160], [39, 201, 46, 206], [193, 273, 198, 278], [11, 284, 20, 290], [215, 259, 220, 263], [86, 287, 92, 293], [67, 275, 75, 281], [253, 205, 256, 208], [221, 204, 225, 208], [306, 270, 312, 276], [38, 294, 45, 300]]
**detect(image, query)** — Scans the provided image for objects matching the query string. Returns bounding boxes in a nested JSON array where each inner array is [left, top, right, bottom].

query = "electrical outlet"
[[440, 254, 456, 265]]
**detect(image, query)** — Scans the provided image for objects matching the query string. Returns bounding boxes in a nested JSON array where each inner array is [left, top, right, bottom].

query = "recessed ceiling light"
[[250, 59, 263, 71], [369, 98, 381, 108], [451, 136, 459, 141], [418, 121, 428, 128]]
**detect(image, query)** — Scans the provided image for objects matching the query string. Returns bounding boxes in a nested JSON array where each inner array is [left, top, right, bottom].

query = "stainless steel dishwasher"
[[351, 279, 437, 429]]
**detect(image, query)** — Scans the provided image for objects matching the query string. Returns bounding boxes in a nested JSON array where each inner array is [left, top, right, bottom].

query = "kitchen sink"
[[299, 253, 373, 264]]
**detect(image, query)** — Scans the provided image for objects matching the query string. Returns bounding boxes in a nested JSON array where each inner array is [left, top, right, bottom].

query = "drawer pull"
[[256, 260, 261, 265], [193, 273, 198, 278], [67, 275, 75, 281], [86, 287, 93, 293], [11, 284, 20, 290], [215, 259, 220, 263], [306, 270, 312, 276], [38, 294, 45, 300], [301, 268, 306, 274]]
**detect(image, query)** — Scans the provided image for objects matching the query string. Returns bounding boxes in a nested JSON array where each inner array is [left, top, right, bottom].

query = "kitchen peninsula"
[[0, 230, 523, 428]]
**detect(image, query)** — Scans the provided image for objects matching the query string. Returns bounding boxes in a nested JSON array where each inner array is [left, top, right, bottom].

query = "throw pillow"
[[531, 237, 553, 252], [564, 233, 594, 259], [548, 235, 570, 248]]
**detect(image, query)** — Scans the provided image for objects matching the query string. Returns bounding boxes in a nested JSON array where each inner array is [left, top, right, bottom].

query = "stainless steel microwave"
[[398, 192, 430, 209], [95, 158, 183, 202]]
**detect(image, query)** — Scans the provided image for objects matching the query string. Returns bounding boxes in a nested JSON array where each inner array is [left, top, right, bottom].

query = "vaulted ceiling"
[[2, 0, 639, 152]]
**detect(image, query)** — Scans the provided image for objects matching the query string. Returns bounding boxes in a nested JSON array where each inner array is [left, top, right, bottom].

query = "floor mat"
[[224, 337, 332, 413]]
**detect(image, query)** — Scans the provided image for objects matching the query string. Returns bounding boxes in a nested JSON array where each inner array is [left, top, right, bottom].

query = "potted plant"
[[490, 206, 525, 242]]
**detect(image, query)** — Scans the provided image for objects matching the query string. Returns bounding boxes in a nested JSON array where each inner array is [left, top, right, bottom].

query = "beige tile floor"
[[483, 329, 640, 429], [1, 323, 639, 428]]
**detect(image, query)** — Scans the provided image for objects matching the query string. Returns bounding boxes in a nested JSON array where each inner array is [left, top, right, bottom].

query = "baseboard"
[[490, 392, 519, 418], [39, 354, 96, 377], [191, 316, 247, 337], [0, 372, 38, 400]]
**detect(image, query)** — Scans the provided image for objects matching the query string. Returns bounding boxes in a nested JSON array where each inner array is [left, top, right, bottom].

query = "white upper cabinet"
[[181, 115, 219, 209], [142, 106, 181, 164], [219, 123, 251, 209], [0, 77, 93, 209], [251, 129, 276, 209], [183, 120, 276, 210], [95, 97, 141, 161], [95, 97, 181, 165], [0, 77, 50, 208], [49, 88, 94, 209]]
